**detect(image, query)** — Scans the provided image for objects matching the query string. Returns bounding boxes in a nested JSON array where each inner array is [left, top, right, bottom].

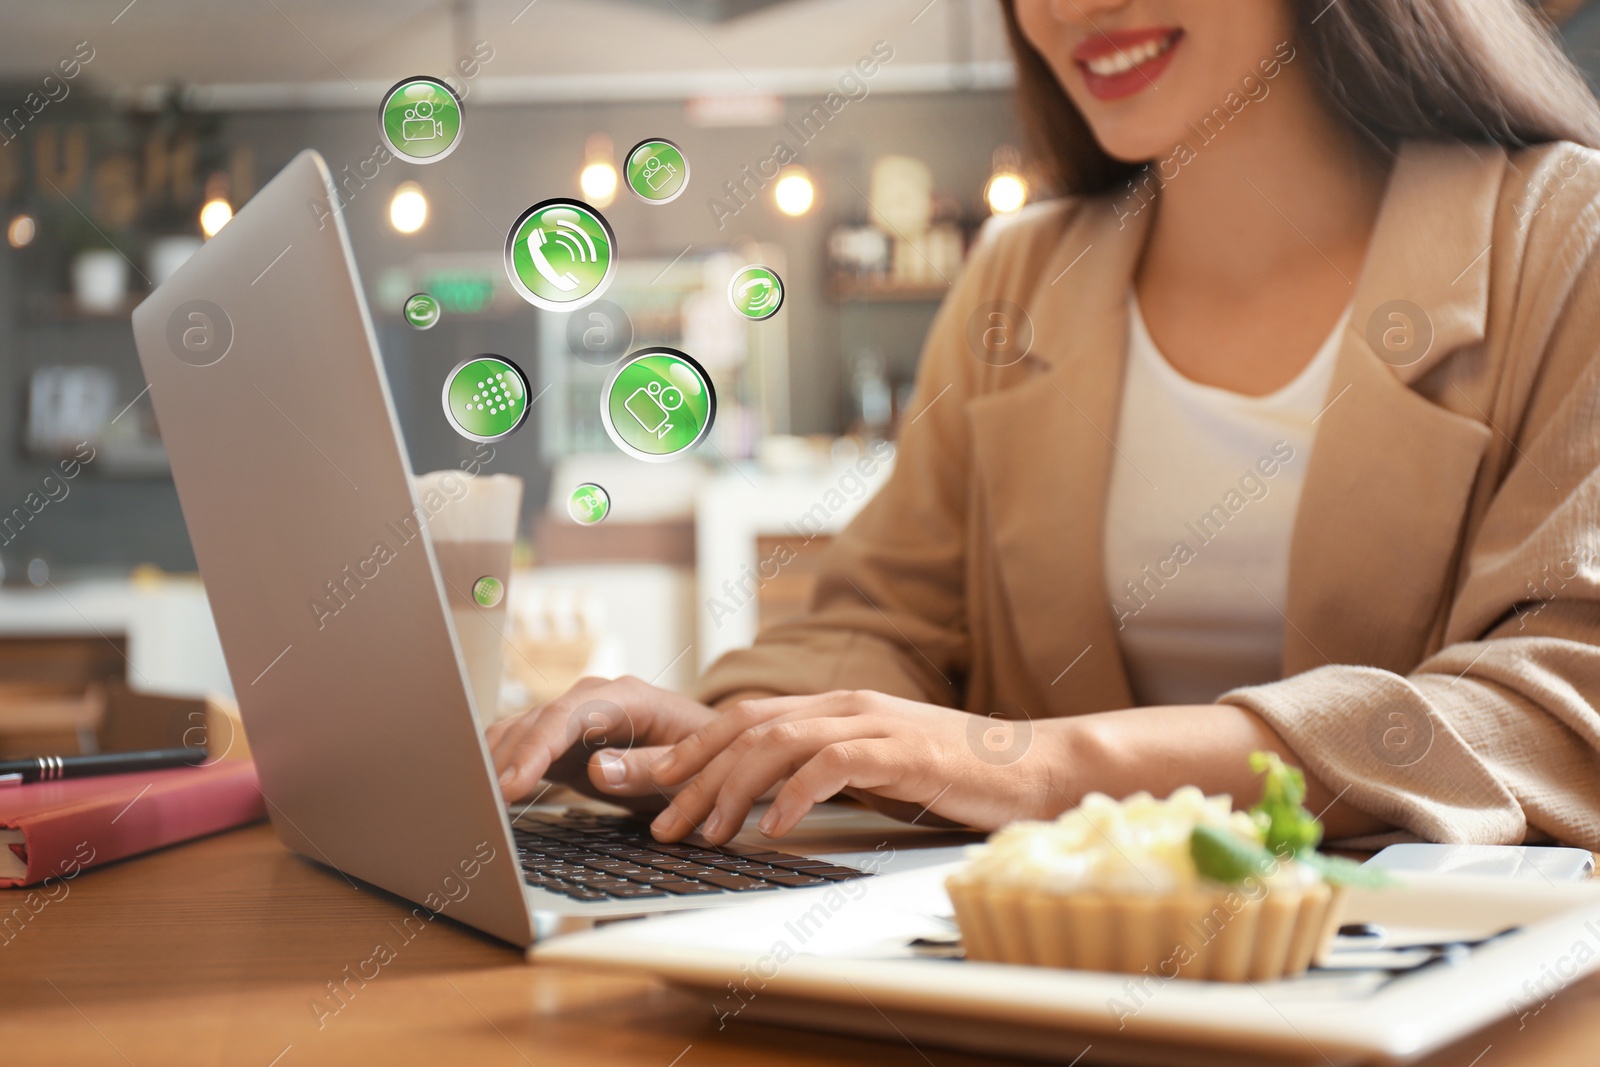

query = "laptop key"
[[697, 873, 780, 892], [767, 858, 838, 870], [797, 866, 870, 878], [764, 874, 828, 887], [604, 885, 669, 899], [555, 888, 609, 901], [658, 881, 732, 895], [566, 872, 628, 885]]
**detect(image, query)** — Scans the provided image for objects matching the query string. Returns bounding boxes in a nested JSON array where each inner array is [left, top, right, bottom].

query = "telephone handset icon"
[[523, 216, 600, 294], [737, 277, 774, 309], [526, 226, 580, 292]]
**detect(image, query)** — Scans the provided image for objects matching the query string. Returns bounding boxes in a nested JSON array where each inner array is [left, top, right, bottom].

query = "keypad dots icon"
[[470, 372, 517, 415], [442, 355, 530, 443]]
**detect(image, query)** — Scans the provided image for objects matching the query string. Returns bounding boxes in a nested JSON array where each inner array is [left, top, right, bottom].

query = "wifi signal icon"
[[504, 198, 618, 311]]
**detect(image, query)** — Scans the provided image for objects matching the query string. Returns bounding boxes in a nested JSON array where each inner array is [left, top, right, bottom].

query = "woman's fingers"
[[650, 716, 885, 843], [490, 678, 620, 783], [486, 671, 608, 755], [651, 690, 858, 787], [489, 675, 713, 800], [759, 740, 906, 838], [586, 744, 674, 797]]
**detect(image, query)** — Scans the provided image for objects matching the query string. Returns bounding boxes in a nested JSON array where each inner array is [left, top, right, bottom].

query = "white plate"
[[532, 861, 1600, 1065]]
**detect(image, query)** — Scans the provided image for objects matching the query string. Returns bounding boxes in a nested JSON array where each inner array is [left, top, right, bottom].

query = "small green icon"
[[472, 575, 504, 608], [568, 483, 610, 524], [504, 198, 616, 311], [380, 76, 464, 164], [728, 265, 783, 321], [625, 138, 689, 204], [442, 355, 530, 443], [404, 292, 440, 330], [601, 348, 716, 463]]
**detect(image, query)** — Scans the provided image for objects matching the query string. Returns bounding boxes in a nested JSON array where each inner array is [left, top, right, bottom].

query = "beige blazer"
[[696, 140, 1600, 848]]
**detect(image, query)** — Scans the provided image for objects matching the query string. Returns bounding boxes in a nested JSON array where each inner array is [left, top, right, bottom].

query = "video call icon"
[[600, 348, 716, 462], [380, 76, 463, 164], [625, 138, 689, 204]]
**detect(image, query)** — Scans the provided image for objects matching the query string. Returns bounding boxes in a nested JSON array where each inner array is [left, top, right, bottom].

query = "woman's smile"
[[1073, 26, 1184, 101]]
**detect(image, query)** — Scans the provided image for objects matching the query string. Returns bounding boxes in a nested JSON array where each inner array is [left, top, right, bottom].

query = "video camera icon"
[[601, 347, 716, 462], [625, 138, 689, 204], [380, 76, 464, 164], [401, 101, 442, 142], [624, 380, 683, 440], [639, 155, 677, 192]]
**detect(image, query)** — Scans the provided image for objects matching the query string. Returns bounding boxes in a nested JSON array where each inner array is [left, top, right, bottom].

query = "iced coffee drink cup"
[[414, 470, 523, 721]]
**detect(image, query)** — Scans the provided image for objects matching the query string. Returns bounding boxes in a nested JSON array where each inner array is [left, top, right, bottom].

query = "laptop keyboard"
[[514, 810, 872, 902]]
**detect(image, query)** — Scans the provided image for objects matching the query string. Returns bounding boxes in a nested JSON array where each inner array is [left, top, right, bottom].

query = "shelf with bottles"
[[825, 207, 971, 305]]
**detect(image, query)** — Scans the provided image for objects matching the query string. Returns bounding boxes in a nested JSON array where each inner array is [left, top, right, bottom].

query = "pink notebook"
[[0, 762, 266, 887]]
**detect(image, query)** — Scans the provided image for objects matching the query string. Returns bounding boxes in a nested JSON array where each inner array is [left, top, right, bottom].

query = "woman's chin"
[[1084, 124, 1191, 169]]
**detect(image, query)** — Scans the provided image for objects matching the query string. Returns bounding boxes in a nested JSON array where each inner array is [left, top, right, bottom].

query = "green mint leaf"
[[1249, 751, 1323, 857], [1191, 824, 1276, 885], [1298, 850, 1400, 889]]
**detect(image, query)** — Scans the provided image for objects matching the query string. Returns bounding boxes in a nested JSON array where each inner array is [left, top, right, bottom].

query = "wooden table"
[[4, 822, 1600, 1066]]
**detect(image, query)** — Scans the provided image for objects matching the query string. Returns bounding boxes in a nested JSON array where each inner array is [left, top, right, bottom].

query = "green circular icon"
[[504, 198, 616, 311], [472, 575, 504, 608], [442, 355, 531, 443], [728, 265, 784, 321], [380, 76, 464, 164], [601, 348, 716, 463], [404, 292, 440, 330], [568, 483, 610, 524], [625, 138, 689, 204]]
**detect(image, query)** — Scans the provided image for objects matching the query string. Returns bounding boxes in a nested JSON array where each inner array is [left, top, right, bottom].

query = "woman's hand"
[[486, 675, 717, 810], [646, 690, 1068, 844]]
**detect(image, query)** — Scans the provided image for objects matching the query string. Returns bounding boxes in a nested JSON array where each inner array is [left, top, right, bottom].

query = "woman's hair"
[[999, 0, 1600, 195]]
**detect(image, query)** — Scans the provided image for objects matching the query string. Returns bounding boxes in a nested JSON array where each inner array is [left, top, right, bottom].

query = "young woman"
[[490, 0, 1600, 850]]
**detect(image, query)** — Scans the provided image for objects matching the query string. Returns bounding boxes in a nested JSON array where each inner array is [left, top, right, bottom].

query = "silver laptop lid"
[[131, 149, 533, 946]]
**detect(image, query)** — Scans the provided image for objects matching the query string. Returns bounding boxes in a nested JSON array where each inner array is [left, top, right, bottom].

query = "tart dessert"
[[946, 753, 1383, 981]]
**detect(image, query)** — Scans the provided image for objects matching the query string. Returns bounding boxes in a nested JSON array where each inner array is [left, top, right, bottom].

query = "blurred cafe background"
[[1, 0, 1598, 752]]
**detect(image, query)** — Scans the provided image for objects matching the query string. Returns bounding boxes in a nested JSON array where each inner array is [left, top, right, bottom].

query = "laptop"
[[129, 149, 963, 948]]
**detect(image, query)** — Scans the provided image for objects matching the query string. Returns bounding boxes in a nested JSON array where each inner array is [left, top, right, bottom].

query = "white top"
[[1102, 296, 1347, 706]]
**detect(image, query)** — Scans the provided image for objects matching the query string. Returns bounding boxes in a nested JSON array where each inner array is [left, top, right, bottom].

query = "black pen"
[[0, 748, 208, 786]]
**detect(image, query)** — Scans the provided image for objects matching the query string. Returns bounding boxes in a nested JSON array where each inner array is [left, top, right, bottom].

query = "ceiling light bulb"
[[7, 213, 36, 248], [985, 172, 1027, 215], [580, 161, 618, 207], [774, 168, 815, 217], [199, 198, 234, 237], [389, 182, 428, 234]]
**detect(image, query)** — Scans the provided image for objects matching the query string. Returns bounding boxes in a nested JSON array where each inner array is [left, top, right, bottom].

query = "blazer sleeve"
[[693, 221, 1021, 708], [1221, 226, 1600, 847]]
